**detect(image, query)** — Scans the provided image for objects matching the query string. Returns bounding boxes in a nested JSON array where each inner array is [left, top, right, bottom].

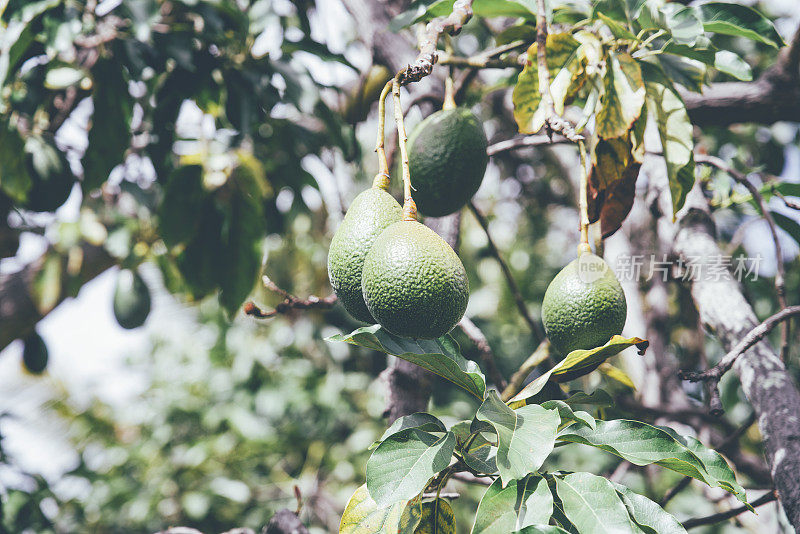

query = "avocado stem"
[[443, 72, 456, 110], [392, 76, 416, 221], [373, 80, 394, 190], [577, 139, 590, 255]]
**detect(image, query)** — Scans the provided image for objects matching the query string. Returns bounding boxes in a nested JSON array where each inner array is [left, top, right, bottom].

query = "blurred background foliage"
[[0, 0, 799, 532]]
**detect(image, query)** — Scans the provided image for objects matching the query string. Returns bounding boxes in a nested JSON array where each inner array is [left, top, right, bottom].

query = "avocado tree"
[[1, 0, 800, 532]]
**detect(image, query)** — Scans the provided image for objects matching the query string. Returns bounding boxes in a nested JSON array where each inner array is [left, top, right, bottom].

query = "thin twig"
[[501, 340, 551, 401], [437, 52, 523, 69], [468, 202, 544, 341], [660, 477, 692, 507], [682, 490, 777, 529], [244, 277, 337, 319], [451, 472, 493, 485], [679, 305, 800, 414], [458, 316, 508, 390], [696, 154, 790, 362], [577, 139, 590, 250], [396, 0, 474, 86], [486, 134, 570, 156]]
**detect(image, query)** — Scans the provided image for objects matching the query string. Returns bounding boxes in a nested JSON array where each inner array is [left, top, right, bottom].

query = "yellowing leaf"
[[415, 498, 455, 534], [596, 51, 645, 140], [509, 336, 648, 405], [513, 33, 582, 134], [340, 485, 421, 534], [598, 363, 636, 389]]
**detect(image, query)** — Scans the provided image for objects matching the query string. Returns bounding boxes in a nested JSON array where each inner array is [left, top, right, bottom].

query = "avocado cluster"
[[541, 252, 627, 356], [328, 187, 468, 339]]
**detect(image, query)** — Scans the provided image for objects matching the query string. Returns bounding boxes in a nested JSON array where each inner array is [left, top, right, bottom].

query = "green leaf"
[[158, 165, 208, 247], [662, 40, 752, 81], [509, 336, 648, 405], [558, 419, 747, 503], [0, 122, 31, 203], [0, 0, 60, 88], [415, 498, 456, 534], [473, 391, 560, 485], [326, 325, 486, 399], [597, 12, 636, 40], [513, 33, 583, 134], [711, 50, 752, 81], [772, 211, 800, 246], [340, 484, 422, 534], [656, 54, 706, 93], [612, 482, 687, 534], [596, 51, 645, 140], [540, 400, 595, 432], [415, 0, 540, 23], [641, 61, 695, 217], [696, 2, 784, 48], [377, 413, 447, 446], [451, 421, 497, 474], [555, 472, 642, 534], [472, 475, 553, 534], [563, 390, 615, 408], [366, 428, 456, 507], [82, 59, 133, 191]]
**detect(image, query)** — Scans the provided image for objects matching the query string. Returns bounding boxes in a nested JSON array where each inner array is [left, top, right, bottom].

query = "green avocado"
[[407, 108, 488, 217], [361, 220, 469, 339], [328, 187, 403, 323], [22, 134, 75, 213], [541, 252, 627, 356], [113, 269, 152, 329], [22, 331, 48, 374]]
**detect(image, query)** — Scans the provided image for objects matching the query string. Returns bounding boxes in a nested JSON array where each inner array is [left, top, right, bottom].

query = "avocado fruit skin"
[[22, 332, 48, 374], [407, 108, 488, 217], [113, 269, 152, 329], [22, 134, 75, 213], [541, 253, 627, 356], [362, 220, 469, 339], [328, 187, 403, 323]]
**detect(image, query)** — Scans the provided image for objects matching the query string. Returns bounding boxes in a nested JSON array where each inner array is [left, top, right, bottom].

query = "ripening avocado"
[[361, 220, 469, 339], [328, 187, 403, 323], [541, 252, 627, 356], [22, 332, 48, 374], [22, 134, 75, 213], [407, 108, 488, 217], [113, 269, 152, 329]]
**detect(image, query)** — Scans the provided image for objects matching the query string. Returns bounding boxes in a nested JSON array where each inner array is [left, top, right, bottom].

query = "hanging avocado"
[[113, 269, 152, 329]]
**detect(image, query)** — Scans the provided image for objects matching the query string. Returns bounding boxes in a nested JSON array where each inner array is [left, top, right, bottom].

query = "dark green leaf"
[[82, 58, 133, 191], [472, 475, 553, 533], [450, 421, 497, 474], [378, 413, 447, 444], [656, 54, 706, 93], [326, 326, 486, 399], [158, 165, 208, 247], [696, 2, 784, 48], [771, 211, 800, 246], [473, 391, 560, 484], [0, 122, 31, 202], [662, 5, 703, 46], [415, 498, 455, 534], [366, 428, 456, 507], [597, 12, 636, 40], [514, 526, 572, 534], [558, 420, 747, 503], [540, 400, 595, 432], [563, 390, 615, 408]]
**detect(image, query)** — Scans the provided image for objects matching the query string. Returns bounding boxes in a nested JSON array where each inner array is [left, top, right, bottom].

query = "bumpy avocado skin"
[[361, 220, 469, 339], [22, 332, 48, 374], [328, 188, 403, 323], [113, 269, 152, 329], [407, 108, 488, 217], [541, 253, 627, 357]]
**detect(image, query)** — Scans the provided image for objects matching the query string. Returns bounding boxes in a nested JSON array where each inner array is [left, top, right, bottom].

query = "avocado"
[[113, 269, 152, 329], [22, 134, 75, 213], [22, 331, 48, 374], [541, 252, 627, 356], [361, 220, 469, 339], [328, 187, 403, 323], [407, 108, 488, 217]]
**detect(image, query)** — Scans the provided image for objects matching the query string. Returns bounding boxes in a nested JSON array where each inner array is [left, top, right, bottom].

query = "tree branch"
[[486, 134, 570, 156], [395, 0, 474, 86], [672, 185, 800, 530], [682, 490, 777, 530], [468, 202, 544, 341], [695, 154, 790, 361]]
